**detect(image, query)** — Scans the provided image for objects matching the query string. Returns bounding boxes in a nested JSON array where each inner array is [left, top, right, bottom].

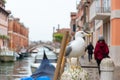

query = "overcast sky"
[[5, 0, 77, 42]]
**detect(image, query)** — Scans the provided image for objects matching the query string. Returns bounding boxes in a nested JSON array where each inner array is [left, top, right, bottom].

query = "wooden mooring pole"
[[60, 35, 71, 76], [53, 31, 69, 80]]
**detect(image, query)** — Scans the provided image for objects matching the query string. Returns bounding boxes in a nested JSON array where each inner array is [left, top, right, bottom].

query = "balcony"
[[89, 0, 111, 21]]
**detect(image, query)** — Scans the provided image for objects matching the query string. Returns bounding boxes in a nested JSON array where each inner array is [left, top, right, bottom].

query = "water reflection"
[[0, 57, 33, 80]]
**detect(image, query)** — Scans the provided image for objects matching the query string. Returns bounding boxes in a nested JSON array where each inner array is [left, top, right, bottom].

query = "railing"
[[96, 7, 111, 13], [90, 0, 111, 21]]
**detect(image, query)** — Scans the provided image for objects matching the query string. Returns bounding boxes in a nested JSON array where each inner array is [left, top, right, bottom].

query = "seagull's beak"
[[86, 33, 91, 37], [83, 31, 92, 37]]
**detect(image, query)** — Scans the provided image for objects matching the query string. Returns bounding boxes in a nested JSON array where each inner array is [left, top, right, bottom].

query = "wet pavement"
[[79, 53, 120, 80], [79, 54, 100, 80], [0, 57, 33, 80]]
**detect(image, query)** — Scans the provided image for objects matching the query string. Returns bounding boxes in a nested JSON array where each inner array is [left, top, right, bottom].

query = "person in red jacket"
[[94, 35, 109, 74]]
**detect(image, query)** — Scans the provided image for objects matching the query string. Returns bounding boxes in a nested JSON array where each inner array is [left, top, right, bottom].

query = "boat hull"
[[0, 55, 15, 62]]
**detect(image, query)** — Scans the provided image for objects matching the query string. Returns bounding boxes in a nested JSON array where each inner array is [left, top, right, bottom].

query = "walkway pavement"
[[79, 54, 120, 80]]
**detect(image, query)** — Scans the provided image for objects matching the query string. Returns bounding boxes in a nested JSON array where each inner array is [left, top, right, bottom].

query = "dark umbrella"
[[31, 50, 55, 80]]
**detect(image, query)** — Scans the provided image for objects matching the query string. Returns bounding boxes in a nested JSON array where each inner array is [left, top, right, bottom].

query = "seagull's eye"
[[81, 32, 84, 34]]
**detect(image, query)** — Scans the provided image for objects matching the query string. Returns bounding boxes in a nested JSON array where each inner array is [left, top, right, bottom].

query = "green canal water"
[[0, 57, 33, 80]]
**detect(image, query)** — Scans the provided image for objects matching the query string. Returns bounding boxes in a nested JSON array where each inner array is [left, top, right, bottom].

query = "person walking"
[[94, 35, 109, 74], [85, 42, 94, 62]]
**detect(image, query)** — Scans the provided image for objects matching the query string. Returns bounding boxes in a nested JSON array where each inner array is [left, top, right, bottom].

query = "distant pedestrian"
[[94, 35, 109, 74], [85, 42, 94, 62]]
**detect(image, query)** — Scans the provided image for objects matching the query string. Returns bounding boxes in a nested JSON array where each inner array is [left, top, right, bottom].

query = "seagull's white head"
[[75, 31, 88, 39]]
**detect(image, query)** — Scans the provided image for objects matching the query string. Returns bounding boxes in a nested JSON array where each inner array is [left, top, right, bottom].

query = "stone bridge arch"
[[27, 44, 55, 53]]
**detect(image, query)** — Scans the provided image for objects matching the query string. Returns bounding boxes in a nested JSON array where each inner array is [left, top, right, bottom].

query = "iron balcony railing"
[[90, 0, 111, 21], [96, 7, 111, 13]]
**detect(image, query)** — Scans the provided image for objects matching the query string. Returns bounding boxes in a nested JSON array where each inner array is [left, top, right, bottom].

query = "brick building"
[[8, 17, 29, 52], [53, 27, 70, 43]]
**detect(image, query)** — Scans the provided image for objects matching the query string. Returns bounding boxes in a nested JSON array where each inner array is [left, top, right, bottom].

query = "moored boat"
[[30, 50, 56, 80], [0, 50, 19, 62], [31, 47, 57, 73]]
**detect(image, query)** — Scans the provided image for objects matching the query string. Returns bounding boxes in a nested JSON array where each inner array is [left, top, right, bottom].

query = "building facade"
[[0, 0, 5, 8], [71, 0, 120, 66], [70, 12, 77, 37], [0, 0, 10, 49], [53, 28, 70, 42], [8, 17, 29, 52]]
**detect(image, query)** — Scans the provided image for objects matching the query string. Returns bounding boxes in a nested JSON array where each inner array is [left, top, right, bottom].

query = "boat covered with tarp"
[[21, 50, 56, 80]]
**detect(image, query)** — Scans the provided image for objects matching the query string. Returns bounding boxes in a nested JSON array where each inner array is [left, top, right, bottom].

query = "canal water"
[[0, 57, 33, 80], [0, 46, 57, 80]]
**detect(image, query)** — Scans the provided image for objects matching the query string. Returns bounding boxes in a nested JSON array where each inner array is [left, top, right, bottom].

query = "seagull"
[[65, 31, 88, 61], [60, 31, 89, 80], [31, 50, 55, 80]]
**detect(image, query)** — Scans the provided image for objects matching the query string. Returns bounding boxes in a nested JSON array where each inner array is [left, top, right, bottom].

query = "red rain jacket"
[[94, 41, 109, 60]]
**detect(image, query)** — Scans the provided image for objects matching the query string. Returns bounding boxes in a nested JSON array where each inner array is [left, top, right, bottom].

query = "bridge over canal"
[[27, 43, 57, 53]]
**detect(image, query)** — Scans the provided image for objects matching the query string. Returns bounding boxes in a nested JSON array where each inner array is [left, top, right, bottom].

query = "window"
[[103, 21, 110, 45], [73, 24, 76, 32], [102, 0, 111, 12], [96, 0, 101, 13]]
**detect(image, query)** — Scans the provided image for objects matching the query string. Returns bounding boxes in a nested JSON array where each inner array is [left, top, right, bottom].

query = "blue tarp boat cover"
[[21, 76, 50, 80], [31, 50, 55, 80], [20, 50, 55, 80]]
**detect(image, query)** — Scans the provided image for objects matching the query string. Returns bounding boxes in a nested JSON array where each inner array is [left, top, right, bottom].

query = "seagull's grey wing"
[[65, 46, 72, 56]]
